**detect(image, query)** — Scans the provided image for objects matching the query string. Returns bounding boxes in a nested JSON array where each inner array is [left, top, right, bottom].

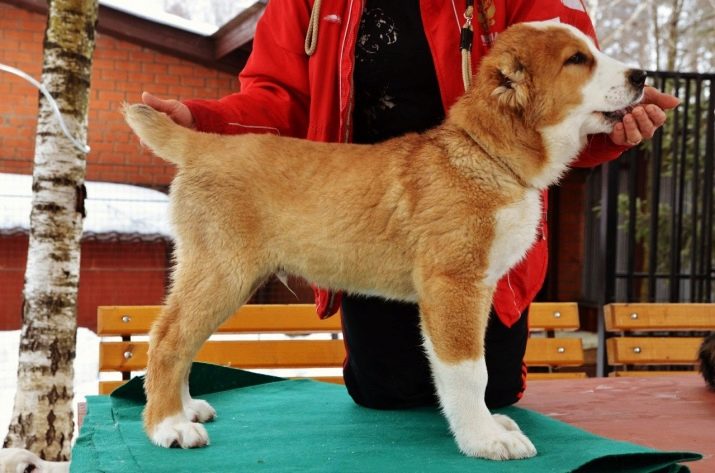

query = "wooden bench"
[[525, 302, 587, 379], [604, 303, 715, 376], [98, 304, 344, 394], [98, 301, 586, 394]]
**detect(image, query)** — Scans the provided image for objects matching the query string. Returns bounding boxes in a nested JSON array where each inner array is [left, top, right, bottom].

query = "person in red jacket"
[[142, 0, 678, 409]]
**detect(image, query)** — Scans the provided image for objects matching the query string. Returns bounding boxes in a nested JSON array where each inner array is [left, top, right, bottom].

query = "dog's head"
[[460, 21, 645, 187], [482, 21, 644, 134]]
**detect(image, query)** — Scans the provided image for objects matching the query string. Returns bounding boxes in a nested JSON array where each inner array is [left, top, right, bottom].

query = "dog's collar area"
[[456, 127, 535, 190]]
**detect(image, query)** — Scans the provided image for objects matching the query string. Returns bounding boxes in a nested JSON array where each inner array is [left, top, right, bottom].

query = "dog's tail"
[[122, 103, 193, 166]]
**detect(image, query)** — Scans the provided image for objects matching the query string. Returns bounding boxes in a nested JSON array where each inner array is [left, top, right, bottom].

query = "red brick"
[[168, 64, 197, 76], [129, 49, 156, 63], [180, 75, 207, 88], [100, 67, 129, 82], [166, 85, 200, 98], [0, 2, 234, 189], [143, 63, 168, 74], [95, 150, 127, 164]]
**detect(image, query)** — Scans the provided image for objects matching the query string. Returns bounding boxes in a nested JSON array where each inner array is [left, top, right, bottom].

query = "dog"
[[123, 21, 645, 460], [699, 333, 715, 389]]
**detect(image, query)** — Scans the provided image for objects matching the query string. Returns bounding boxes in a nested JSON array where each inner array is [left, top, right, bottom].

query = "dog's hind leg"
[[418, 275, 536, 460], [143, 255, 266, 448]]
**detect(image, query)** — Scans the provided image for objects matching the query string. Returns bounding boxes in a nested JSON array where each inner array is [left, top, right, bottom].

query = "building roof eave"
[[2, 0, 264, 74]]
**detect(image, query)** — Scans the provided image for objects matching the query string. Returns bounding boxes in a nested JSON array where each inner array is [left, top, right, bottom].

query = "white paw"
[[492, 413, 521, 432], [458, 428, 536, 460], [184, 398, 216, 423], [455, 416, 536, 460], [151, 413, 210, 448]]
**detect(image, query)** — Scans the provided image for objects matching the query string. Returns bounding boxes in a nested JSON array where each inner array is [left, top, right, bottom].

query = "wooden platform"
[[520, 375, 714, 473]]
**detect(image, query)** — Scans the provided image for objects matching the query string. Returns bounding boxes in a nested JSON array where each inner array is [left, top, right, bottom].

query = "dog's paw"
[[455, 414, 536, 460], [492, 413, 521, 432], [150, 413, 210, 448], [184, 398, 216, 423], [456, 424, 536, 460]]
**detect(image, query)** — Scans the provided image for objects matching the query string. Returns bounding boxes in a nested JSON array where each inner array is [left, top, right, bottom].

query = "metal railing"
[[583, 71, 715, 374]]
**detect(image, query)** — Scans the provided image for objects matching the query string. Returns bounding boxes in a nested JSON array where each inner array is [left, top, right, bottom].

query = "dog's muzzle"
[[601, 69, 647, 122]]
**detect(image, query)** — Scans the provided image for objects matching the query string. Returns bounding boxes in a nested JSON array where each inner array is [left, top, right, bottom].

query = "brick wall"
[[0, 235, 170, 331], [0, 3, 240, 330], [553, 172, 589, 302], [0, 2, 238, 187]]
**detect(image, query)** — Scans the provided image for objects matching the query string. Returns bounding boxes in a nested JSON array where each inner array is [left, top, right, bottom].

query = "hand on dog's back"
[[142, 91, 196, 129]]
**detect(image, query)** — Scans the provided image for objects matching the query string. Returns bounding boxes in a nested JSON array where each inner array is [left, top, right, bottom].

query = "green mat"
[[71, 363, 701, 472]]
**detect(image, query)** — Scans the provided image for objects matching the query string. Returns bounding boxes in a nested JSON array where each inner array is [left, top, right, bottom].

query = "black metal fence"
[[584, 71, 715, 305], [583, 71, 715, 374]]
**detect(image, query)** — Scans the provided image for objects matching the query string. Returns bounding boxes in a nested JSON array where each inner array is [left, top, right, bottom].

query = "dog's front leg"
[[419, 277, 536, 460]]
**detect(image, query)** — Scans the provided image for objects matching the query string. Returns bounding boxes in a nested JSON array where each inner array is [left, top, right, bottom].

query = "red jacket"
[[184, 0, 627, 327]]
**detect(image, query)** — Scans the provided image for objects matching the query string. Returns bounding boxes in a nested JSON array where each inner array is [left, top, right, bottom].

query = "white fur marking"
[[423, 338, 537, 460], [181, 379, 216, 423], [151, 413, 210, 448], [485, 189, 542, 286]]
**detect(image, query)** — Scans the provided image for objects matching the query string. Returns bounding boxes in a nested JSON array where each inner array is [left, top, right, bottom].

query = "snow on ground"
[[0, 328, 99, 442]]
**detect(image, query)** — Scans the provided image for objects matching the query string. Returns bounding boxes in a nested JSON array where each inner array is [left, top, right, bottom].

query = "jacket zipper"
[[339, 0, 361, 143]]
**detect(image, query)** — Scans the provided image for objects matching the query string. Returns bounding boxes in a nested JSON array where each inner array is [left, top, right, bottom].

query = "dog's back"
[[123, 104, 520, 300]]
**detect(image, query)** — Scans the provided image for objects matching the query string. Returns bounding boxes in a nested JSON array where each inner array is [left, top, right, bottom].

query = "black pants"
[[341, 294, 528, 410]]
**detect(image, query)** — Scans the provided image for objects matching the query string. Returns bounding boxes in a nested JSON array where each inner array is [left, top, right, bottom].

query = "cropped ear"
[[491, 54, 529, 110]]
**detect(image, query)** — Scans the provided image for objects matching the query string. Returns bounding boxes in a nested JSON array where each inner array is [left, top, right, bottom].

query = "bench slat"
[[98, 304, 342, 335], [528, 372, 587, 380], [606, 337, 702, 365], [99, 380, 125, 395], [524, 338, 584, 366], [100, 339, 346, 372], [98, 302, 587, 388], [604, 303, 715, 331], [528, 302, 580, 331]]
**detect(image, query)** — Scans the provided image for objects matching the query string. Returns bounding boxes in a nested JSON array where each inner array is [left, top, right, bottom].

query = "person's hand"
[[609, 85, 680, 147], [141, 91, 196, 129]]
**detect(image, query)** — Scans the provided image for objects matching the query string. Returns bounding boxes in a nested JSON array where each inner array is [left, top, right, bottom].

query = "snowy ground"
[[0, 328, 99, 442]]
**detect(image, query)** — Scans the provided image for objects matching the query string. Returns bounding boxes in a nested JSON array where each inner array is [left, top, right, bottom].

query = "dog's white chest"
[[485, 189, 542, 286]]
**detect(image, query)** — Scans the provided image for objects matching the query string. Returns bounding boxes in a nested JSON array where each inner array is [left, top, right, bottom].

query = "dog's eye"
[[23, 465, 36, 473], [565, 52, 588, 65]]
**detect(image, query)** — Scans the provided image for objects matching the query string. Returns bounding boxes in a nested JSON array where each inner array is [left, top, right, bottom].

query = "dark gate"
[[582, 71, 715, 374]]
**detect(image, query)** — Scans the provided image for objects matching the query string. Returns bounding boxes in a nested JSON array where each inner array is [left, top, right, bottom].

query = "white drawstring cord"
[[304, 0, 323, 56], [461, 5, 474, 91], [0, 62, 90, 153]]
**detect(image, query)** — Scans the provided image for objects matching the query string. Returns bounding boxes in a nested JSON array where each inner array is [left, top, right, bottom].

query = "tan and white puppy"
[[124, 22, 644, 460]]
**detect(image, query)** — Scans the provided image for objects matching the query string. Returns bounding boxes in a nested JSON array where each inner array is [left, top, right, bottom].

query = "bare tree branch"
[[600, 3, 648, 45]]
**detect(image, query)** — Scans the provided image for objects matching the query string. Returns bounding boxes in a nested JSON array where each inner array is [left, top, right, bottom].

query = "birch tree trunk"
[[3, 0, 97, 461]]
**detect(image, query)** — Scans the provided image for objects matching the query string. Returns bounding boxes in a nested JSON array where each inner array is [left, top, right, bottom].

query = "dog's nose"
[[628, 69, 647, 88]]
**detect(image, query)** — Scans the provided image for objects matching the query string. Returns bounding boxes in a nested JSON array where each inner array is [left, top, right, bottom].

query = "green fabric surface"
[[71, 363, 701, 473]]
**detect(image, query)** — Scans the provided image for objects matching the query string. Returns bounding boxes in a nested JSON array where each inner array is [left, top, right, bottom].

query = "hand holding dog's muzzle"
[[609, 86, 679, 147]]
